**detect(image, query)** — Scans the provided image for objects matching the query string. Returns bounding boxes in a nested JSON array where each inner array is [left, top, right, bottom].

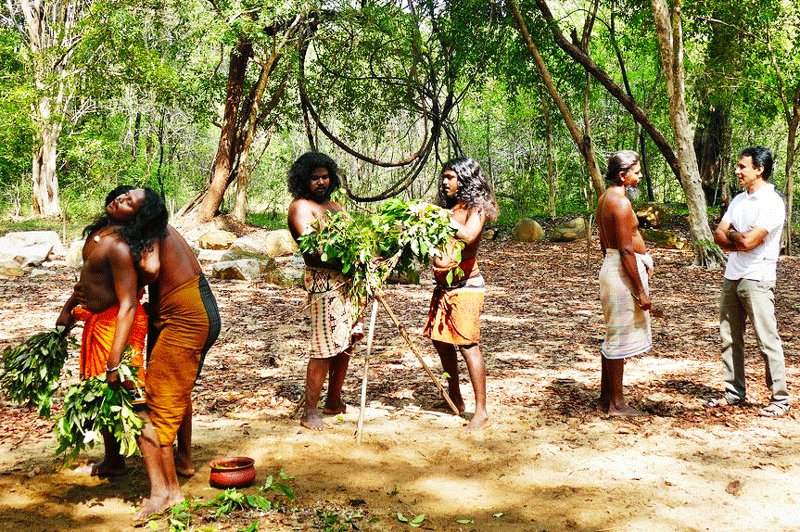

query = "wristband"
[[106, 362, 121, 372]]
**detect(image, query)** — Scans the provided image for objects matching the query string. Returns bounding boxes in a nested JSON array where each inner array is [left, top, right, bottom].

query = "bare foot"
[[596, 400, 610, 413], [323, 401, 347, 415], [300, 410, 328, 430], [134, 494, 171, 521], [90, 458, 127, 477], [465, 412, 490, 431], [607, 403, 647, 417], [174, 454, 194, 478]]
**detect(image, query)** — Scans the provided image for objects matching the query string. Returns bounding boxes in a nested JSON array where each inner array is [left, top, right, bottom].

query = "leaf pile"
[[53, 360, 144, 460], [298, 199, 463, 299], [0, 327, 72, 418]]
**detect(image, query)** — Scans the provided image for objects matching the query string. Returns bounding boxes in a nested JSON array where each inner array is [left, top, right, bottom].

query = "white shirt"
[[722, 183, 785, 282]]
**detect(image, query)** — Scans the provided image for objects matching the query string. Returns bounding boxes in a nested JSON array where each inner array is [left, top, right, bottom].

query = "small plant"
[[397, 512, 426, 528], [0, 327, 74, 417]]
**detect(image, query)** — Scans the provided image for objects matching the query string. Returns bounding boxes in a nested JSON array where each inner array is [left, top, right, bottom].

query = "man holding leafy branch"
[[288, 152, 362, 430], [423, 157, 498, 430], [56, 186, 167, 476]]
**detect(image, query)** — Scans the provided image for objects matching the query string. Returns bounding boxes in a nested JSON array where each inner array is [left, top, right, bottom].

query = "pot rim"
[[209, 456, 255, 471]]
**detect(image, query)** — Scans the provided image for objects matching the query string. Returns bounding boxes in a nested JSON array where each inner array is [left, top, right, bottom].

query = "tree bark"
[[652, 0, 724, 267], [542, 92, 557, 219], [507, 0, 604, 198], [31, 112, 61, 216]]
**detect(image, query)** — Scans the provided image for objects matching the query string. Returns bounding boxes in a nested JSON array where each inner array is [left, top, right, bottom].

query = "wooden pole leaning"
[[355, 298, 380, 444], [375, 292, 461, 416]]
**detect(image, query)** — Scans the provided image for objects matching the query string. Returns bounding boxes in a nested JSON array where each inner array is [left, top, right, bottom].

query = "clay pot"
[[209, 456, 256, 489]]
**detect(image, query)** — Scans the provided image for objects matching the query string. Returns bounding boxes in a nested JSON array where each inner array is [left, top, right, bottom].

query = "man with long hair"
[[56, 186, 167, 475], [708, 146, 789, 417], [287, 151, 359, 430], [423, 156, 498, 430], [595, 150, 652, 416]]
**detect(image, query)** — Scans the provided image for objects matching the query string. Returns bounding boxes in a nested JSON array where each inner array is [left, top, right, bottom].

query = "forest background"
[[0, 0, 798, 260]]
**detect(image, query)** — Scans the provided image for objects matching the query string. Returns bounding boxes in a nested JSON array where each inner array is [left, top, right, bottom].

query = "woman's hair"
[[605, 150, 640, 184], [436, 157, 499, 222], [85, 186, 168, 264], [288, 152, 340, 200]]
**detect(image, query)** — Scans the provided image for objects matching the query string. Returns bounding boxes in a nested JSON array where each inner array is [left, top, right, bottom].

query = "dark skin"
[[56, 189, 146, 476], [288, 166, 352, 431], [596, 161, 650, 417], [431, 168, 490, 431], [134, 222, 203, 521]]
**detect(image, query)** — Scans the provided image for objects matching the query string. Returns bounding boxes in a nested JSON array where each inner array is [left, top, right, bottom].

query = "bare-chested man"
[[56, 186, 166, 475], [287, 152, 359, 430], [423, 157, 498, 430], [595, 150, 653, 416]]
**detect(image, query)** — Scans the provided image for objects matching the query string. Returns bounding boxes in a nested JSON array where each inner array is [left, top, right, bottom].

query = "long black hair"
[[287, 152, 340, 200], [437, 157, 499, 222], [84, 186, 168, 264]]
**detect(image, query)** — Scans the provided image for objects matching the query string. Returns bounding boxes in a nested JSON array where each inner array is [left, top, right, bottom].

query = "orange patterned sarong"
[[72, 303, 148, 386], [423, 274, 485, 346]]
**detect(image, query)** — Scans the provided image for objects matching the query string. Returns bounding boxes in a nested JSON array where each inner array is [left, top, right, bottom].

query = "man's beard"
[[625, 185, 640, 202]]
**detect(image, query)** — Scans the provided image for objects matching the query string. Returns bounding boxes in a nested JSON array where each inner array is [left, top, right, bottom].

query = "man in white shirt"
[[709, 146, 789, 416]]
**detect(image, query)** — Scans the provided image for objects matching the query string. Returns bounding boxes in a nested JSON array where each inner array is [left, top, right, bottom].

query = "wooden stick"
[[355, 299, 380, 444], [290, 397, 305, 419], [375, 292, 461, 416]]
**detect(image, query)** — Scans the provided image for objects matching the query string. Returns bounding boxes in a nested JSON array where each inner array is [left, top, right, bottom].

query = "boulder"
[[221, 230, 297, 262], [65, 239, 84, 269], [636, 203, 671, 229], [268, 254, 306, 288], [199, 230, 237, 250], [0, 259, 24, 277], [211, 259, 275, 281], [550, 217, 588, 242], [641, 229, 688, 250], [0, 230, 64, 266], [30, 268, 56, 277], [511, 218, 544, 242]]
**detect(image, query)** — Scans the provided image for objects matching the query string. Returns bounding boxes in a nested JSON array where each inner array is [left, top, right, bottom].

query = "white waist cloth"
[[598, 249, 653, 359]]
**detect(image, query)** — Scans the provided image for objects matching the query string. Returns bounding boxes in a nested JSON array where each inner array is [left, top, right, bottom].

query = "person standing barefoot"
[[595, 151, 653, 416], [423, 157, 498, 431]]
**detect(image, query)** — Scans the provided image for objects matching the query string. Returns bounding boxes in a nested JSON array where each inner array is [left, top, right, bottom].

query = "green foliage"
[[397, 512, 426, 527], [0, 328, 73, 418], [298, 199, 462, 299], [53, 355, 144, 461], [317, 509, 365, 532]]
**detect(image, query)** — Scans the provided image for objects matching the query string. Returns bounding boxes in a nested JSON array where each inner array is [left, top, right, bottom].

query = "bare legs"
[[174, 404, 194, 477], [433, 340, 489, 430], [301, 351, 350, 430], [598, 356, 645, 417], [90, 429, 127, 476], [135, 412, 183, 520]]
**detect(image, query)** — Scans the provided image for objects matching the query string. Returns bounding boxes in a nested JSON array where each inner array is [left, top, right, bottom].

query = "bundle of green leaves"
[[0, 327, 73, 418], [298, 199, 464, 299], [53, 360, 144, 460]]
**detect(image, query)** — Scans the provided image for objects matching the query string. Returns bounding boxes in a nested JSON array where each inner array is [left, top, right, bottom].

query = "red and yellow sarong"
[[423, 273, 485, 346], [147, 274, 220, 446]]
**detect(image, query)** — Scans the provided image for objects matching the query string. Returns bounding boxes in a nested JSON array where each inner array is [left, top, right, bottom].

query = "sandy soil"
[[1, 237, 800, 531]]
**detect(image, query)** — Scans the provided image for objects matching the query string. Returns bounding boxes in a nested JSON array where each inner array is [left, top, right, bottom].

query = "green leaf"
[[493, 512, 505, 518], [456, 519, 474, 524], [411, 513, 426, 526], [397, 512, 409, 523]]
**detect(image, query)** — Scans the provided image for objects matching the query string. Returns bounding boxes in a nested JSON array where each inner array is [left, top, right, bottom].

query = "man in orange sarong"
[[57, 185, 167, 477], [424, 157, 498, 431]]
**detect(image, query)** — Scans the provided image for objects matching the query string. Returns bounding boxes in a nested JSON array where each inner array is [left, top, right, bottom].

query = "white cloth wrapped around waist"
[[598, 249, 653, 359]]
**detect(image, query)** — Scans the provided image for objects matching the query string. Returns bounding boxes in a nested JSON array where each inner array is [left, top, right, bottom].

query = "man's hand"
[[55, 309, 74, 332], [634, 291, 652, 311], [106, 369, 121, 390]]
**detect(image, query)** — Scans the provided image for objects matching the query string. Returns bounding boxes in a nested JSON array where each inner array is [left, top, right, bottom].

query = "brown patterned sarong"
[[146, 274, 220, 446], [304, 267, 356, 359], [423, 274, 485, 346]]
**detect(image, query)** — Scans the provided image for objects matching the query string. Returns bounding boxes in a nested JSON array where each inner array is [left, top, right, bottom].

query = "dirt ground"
[[2, 237, 800, 531]]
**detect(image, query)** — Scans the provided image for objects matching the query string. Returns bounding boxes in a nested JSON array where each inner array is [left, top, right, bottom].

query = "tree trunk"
[[543, 92, 557, 219], [508, 0, 604, 198], [694, 102, 732, 205], [784, 102, 798, 255], [177, 40, 252, 223], [31, 113, 61, 216], [652, 0, 724, 267]]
